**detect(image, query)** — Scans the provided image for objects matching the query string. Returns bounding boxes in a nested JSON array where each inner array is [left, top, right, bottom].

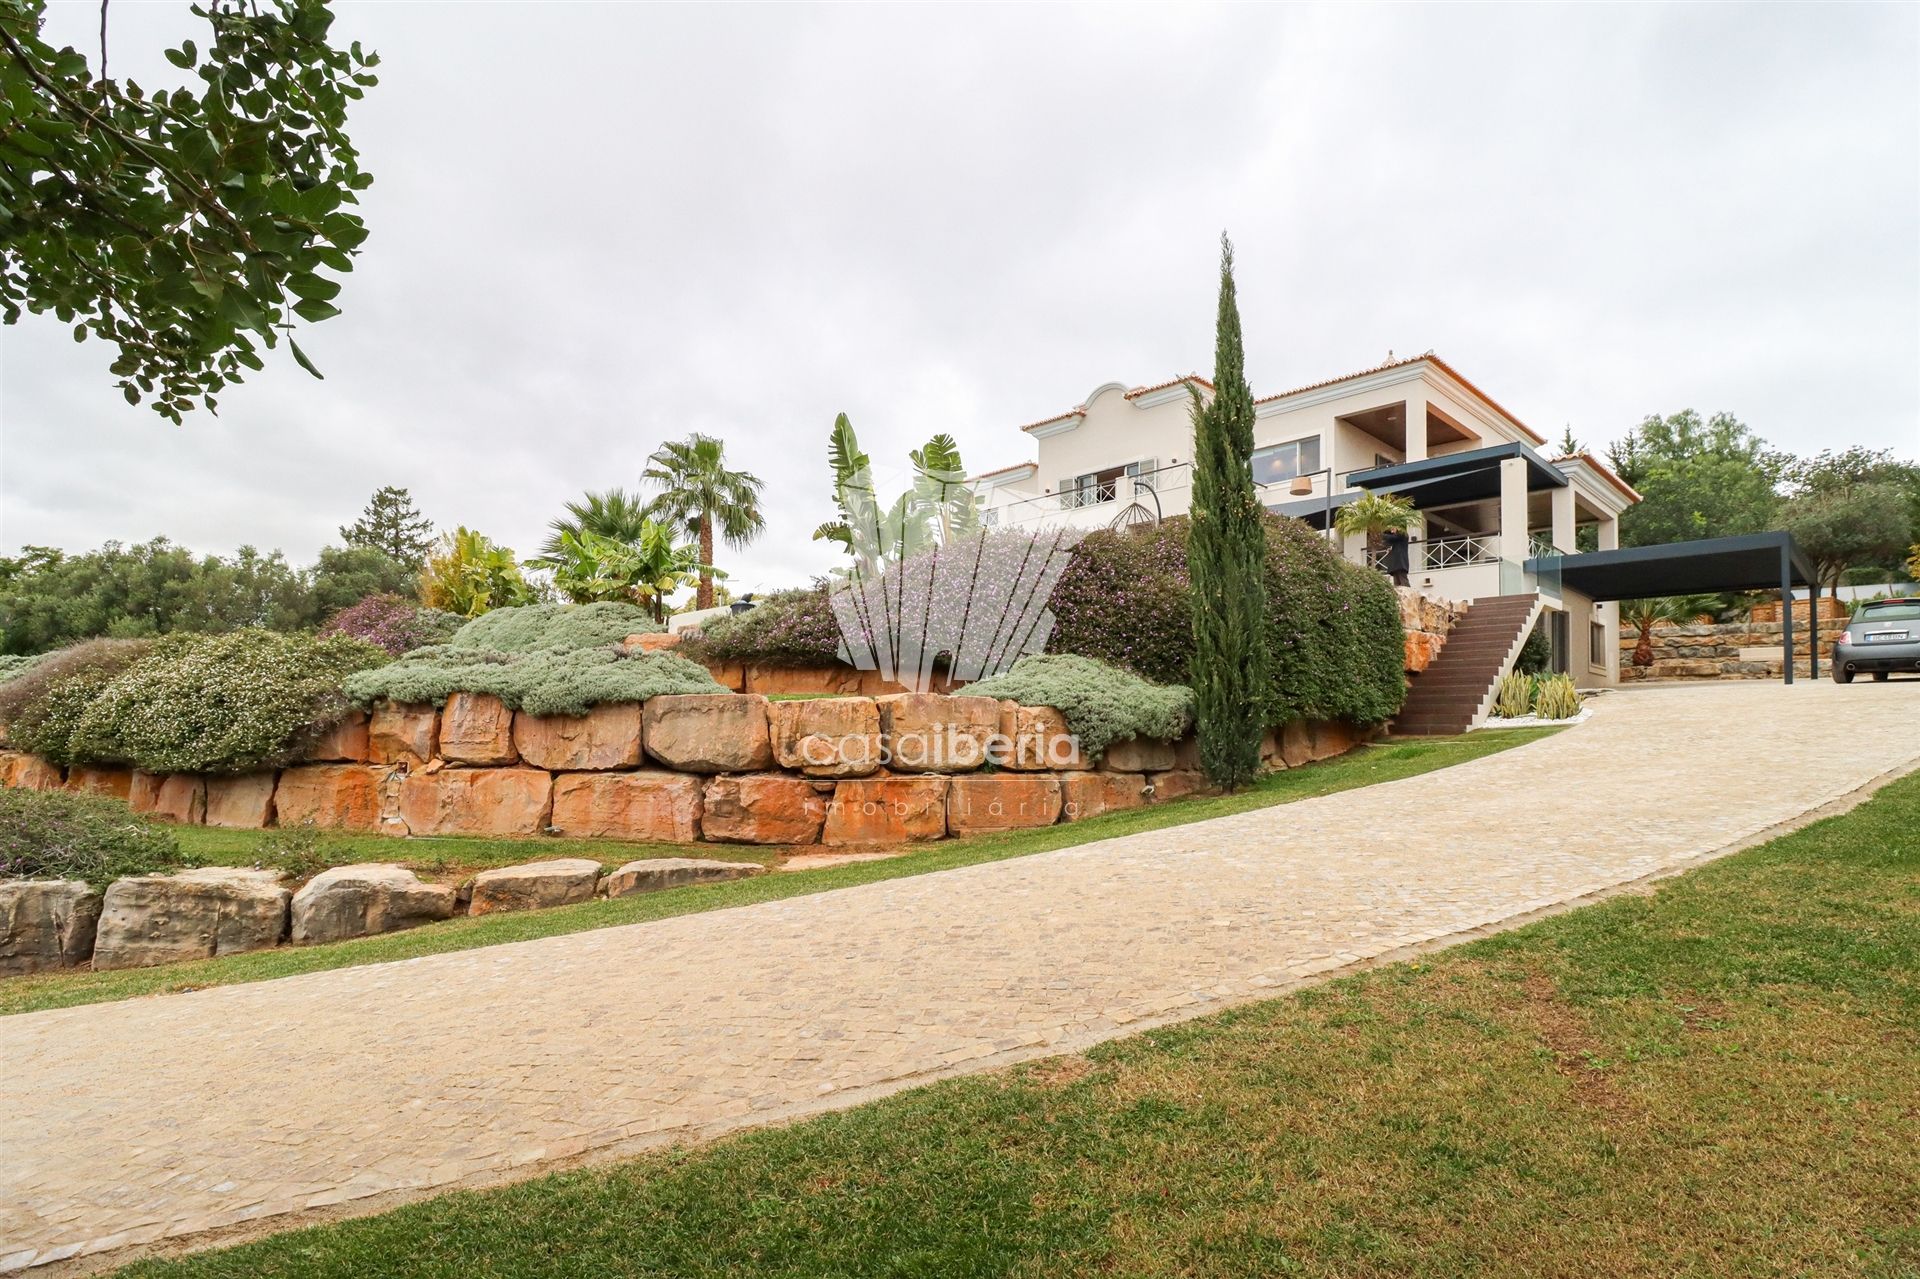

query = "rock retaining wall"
[[1620, 620, 1847, 681]]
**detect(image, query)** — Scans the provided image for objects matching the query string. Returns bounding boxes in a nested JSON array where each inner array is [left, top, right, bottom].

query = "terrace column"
[[1403, 392, 1428, 463], [1597, 515, 1619, 551], [1550, 485, 1576, 553], [1497, 457, 1529, 564]]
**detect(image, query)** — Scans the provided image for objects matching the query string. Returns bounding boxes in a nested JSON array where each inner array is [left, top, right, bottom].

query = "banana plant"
[[527, 521, 714, 621], [812, 414, 978, 579]]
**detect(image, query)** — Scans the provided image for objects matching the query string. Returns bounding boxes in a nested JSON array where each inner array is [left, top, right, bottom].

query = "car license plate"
[[1864, 632, 1906, 643]]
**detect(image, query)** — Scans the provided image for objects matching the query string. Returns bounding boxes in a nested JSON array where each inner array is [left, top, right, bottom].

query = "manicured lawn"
[[112, 764, 1920, 1279], [1, 731, 1553, 1017]]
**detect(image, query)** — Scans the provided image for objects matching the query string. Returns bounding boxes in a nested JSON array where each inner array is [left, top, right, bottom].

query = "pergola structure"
[[1538, 531, 1822, 684]]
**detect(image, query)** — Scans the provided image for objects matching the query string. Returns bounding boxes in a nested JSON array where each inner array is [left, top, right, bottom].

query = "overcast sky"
[[2, 1, 1916, 592]]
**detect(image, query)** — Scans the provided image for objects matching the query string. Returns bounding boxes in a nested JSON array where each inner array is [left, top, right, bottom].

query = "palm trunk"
[[698, 512, 715, 610], [1632, 621, 1654, 667]]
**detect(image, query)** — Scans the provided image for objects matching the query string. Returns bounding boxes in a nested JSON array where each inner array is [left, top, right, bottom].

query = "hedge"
[[66, 630, 390, 775], [966, 654, 1193, 760], [1046, 515, 1406, 727], [0, 789, 186, 886], [345, 647, 723, 717]]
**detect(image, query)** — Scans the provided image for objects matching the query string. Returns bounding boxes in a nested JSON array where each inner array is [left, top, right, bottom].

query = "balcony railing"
[[1528, 533, 1561, 561], [1365, 534, 1498, 571], [986, 461, 1193, 529]]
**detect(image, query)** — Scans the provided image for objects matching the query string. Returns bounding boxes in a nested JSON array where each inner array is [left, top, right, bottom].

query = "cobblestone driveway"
[[4, 680, 1917, 1272]]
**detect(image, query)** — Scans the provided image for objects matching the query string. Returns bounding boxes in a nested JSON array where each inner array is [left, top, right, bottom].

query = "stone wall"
[[1397, 587, 1460, 674], [0, 692, 1376, 849], [1619, 619, 1848, 681]]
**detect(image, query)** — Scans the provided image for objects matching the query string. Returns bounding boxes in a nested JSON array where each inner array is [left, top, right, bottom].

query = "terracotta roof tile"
[[1553, 450, 1643, 503], [971, 461, 1037, 481], [1253, 353, 1549, 446]]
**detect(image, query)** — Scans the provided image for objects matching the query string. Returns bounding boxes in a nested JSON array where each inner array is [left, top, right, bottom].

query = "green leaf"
[[288, 338, 324, 379], [164, 41, 197, 70], [287, 273, 341, 302], [292, 298, 342, 324]]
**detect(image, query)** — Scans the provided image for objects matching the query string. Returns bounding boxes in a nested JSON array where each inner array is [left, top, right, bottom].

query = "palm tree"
[[539, 489, 651, 559], [1334, 492, 1418, 582], [1621, 596, 1689, 667], [642, 435, 766, 610]]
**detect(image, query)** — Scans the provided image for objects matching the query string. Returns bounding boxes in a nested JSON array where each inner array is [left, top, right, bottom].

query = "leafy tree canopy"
[[1606, 410, 1786, 548], [0, 0, 376, 421], [1783, 483, 1912, 596], [340, 485, 433, 569]]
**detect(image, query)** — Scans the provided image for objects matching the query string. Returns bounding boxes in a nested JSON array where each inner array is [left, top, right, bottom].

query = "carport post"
[[1780, 545, 1794, 686]]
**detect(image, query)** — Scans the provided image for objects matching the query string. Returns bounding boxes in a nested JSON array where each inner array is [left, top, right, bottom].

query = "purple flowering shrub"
[[679, 588, 846, 667], [1046, 514, 1405, 725], [321, 593, 462, 656]]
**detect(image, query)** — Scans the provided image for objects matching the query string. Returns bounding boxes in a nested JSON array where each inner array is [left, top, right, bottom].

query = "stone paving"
[[3, 679, 1917, 1272]]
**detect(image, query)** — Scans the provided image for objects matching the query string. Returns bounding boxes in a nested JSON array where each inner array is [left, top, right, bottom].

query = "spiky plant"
[[539, 489, 653, 558]]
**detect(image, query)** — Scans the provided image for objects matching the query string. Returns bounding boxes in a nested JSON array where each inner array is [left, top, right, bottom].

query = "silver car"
[[1831, 598, 1920, 683]]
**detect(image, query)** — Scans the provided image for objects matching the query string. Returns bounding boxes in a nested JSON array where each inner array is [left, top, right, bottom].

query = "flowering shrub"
[[321, 593, 462, 655], [0, 638, 155, 764], [679, 589, 844, 667], [966, 654, 1193, 760], [0, 789, 186, 885], [446, 601, 661, 653], [65, 630, 389, 774], [1045, 515, 1406, 726]]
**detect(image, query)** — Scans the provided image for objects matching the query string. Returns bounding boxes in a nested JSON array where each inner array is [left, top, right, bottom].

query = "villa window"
[[1590, 621, 1607, 667], [1064, 460, 1154, 509], [1251, 436, 1322, 486]]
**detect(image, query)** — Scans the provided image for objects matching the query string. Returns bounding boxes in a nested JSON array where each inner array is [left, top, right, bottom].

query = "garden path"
[[4, 679, 1918, 1272]]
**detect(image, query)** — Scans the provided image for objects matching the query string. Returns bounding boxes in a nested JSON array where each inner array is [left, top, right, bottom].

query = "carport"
[[1538, 531, 1822, 684]]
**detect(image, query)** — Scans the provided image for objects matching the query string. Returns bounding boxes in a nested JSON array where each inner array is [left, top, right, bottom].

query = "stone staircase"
[[1393, 594, 1541, 736]]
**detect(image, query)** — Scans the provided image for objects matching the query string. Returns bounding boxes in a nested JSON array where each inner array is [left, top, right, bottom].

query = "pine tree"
[[1187, 235, 1269, 790], [340, 486, 434, 571]]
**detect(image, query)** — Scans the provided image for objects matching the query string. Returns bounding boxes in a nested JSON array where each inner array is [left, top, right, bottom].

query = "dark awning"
[[1345, 442, 1567, 508], [1544, 531, 1816, 601], [1266, 489, 1360, 529]]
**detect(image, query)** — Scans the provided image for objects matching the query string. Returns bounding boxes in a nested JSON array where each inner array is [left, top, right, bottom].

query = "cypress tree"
[[1186, 235, 1269, 790]]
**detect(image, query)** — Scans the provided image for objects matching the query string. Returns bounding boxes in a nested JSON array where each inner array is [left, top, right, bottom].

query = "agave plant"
[[1494, 670, 1534, 719], [1532, 673, 1582, 719]]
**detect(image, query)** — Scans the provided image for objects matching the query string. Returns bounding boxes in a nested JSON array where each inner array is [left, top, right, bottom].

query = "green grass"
[[1, 731, 1552, 1017], [112, 761, 1920, 1279]]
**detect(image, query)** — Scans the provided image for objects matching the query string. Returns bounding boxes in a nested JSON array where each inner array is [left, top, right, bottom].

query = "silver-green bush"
[[446, 602, 662, 653], [345, 647, 722, 715], [965, 654, 1193, 760], [0, 638, 155, 765]]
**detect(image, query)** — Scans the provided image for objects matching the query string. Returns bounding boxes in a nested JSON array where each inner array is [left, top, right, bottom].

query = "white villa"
[[970, 354, 1647, 712]]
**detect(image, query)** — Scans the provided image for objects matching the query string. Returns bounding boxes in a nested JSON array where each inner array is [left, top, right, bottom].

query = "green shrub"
[[0, 789, 186, 885], [67, 630, 389, 775], [345, 647, 722, 716], [1046, 515, 1406, 727], [680, 589, 844, 667], [446, 602, 662, 653], [965, 654, 1193, 760], [0, 638, 155, 764], [0, 654, 40, 682]]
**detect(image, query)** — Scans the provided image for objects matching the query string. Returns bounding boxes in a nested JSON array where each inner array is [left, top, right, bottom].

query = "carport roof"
[[1542, 531, 1817, 601], [1346, 442, 1568, 509]]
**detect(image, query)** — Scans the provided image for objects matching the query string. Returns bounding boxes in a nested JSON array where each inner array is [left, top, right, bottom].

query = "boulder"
[[369, 702, 437, 767], [64, 766, 132, 802], [599, 857, 764, 898], [1101, 736, 1175, 772], [875, 694, 999, 773], [947, 773, 1063, 835], [128, 771, 163, 812], [1059, 771, 1148, 822], [205, 772, 277, 828], [1309, 720, 1359, 761], [512, 703, 643, 771], [1172, 734, 1202, 770], [467, 858, 602, 915], [743, 665, 864, 697], [438, 692, 518, 765], [3, 753, 64, 791], [702, 774, 828, 845], [303, 711, 370, 763], [92, 868, 290, 970], [626, 632, 681, 653], [643, 694, 775, 773], [1278, 719, 1312, 769], [767, 697, 881, 778], [0, 880, 103, 976], [995, 702, 1087, 771], [703, 661, 747, 692], [1404, 630, 1443, 673], [1147, 769, 1214, 803], [273, 764, 391, 830], [148, 774, 207, 825], [290, 864, 457, 944], [822, 775, 949, 845], [550, 771, 703, 842], [397, 767, 552, 838]]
